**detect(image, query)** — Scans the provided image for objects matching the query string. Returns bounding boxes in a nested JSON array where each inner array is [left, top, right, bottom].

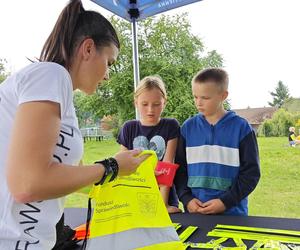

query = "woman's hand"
[[114, 149, 150, 176]]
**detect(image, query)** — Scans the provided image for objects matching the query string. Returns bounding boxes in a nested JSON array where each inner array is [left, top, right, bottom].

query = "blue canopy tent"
[[91, 0, 203, 96]]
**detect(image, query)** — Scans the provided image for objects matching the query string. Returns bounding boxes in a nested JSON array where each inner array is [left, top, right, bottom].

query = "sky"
[[0, 0, 299, 109]]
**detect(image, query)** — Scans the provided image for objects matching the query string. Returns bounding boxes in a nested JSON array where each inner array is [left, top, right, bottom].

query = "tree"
[[74, 13, 223, 126], [73, 91, 96, 128], [224, 99, 231, 111], [282, 97, 300, 113], [268, 81, 290, 108], [258, 108, 297, 137], [0, 58, 9, 84]]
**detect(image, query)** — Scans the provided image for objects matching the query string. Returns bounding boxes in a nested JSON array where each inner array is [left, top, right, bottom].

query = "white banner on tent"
[[91, 0, 203, 21]]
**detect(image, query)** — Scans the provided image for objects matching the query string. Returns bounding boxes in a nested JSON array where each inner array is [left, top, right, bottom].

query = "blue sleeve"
[[174, 134, 194, 206], [220, 130, 260, 209]]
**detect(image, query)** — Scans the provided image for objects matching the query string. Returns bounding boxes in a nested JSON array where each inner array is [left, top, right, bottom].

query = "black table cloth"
[[64, 208, 300, 249]]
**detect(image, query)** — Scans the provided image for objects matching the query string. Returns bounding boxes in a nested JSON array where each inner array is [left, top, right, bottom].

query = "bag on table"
[[84, 150, 184, 250]]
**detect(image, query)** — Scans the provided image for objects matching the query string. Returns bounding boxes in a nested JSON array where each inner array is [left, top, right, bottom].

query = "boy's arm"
[[219, 130, 260, 209], [174, 135, 194, 207]]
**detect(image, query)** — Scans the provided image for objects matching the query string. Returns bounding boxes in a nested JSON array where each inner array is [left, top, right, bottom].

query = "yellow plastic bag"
[[86, 150, 184, 250]]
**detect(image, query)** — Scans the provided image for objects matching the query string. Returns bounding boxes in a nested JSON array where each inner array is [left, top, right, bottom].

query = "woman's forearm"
[[8, 162, 105, 203]]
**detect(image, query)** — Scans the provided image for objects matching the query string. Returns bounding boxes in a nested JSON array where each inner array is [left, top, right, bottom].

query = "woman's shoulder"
[[34, 62, 67, 75], [17, 62, 69, 81], [12, 62, 73, 108], [21, 62, 71, 89]]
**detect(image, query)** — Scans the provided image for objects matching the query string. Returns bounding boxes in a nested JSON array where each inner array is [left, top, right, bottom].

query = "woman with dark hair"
[[0, 1, 147, 248]]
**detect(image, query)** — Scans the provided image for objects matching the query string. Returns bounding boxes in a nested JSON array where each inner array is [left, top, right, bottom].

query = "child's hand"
[[167, 205, 182, 214], [115, 149, 150, 176], [197, 199, 225, 214], [186, 198, 204, 213]]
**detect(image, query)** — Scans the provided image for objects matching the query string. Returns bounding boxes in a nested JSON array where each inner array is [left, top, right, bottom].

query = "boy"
[[175, 68, 260, 215]]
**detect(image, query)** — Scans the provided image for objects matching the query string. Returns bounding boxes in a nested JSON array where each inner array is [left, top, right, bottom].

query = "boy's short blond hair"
[[134, 76, 167, 100], [192, 68, 229, 91]]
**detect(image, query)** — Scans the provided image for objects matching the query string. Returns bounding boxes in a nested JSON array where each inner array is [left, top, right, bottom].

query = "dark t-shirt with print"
[[288, 131, 296, 141], [117, 118, 180, 206]]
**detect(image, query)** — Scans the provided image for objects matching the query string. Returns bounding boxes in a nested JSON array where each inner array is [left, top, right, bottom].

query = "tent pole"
[[131, 17, 140, 119]]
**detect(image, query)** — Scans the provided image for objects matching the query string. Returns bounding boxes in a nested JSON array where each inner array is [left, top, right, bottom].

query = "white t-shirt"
[[0, 62, 83, 249]]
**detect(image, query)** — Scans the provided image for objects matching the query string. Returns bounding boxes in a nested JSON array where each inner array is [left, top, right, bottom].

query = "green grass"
[[81, 139, 119, 164], [65, 137, 300, 218], [248, 137, 300, 218]]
